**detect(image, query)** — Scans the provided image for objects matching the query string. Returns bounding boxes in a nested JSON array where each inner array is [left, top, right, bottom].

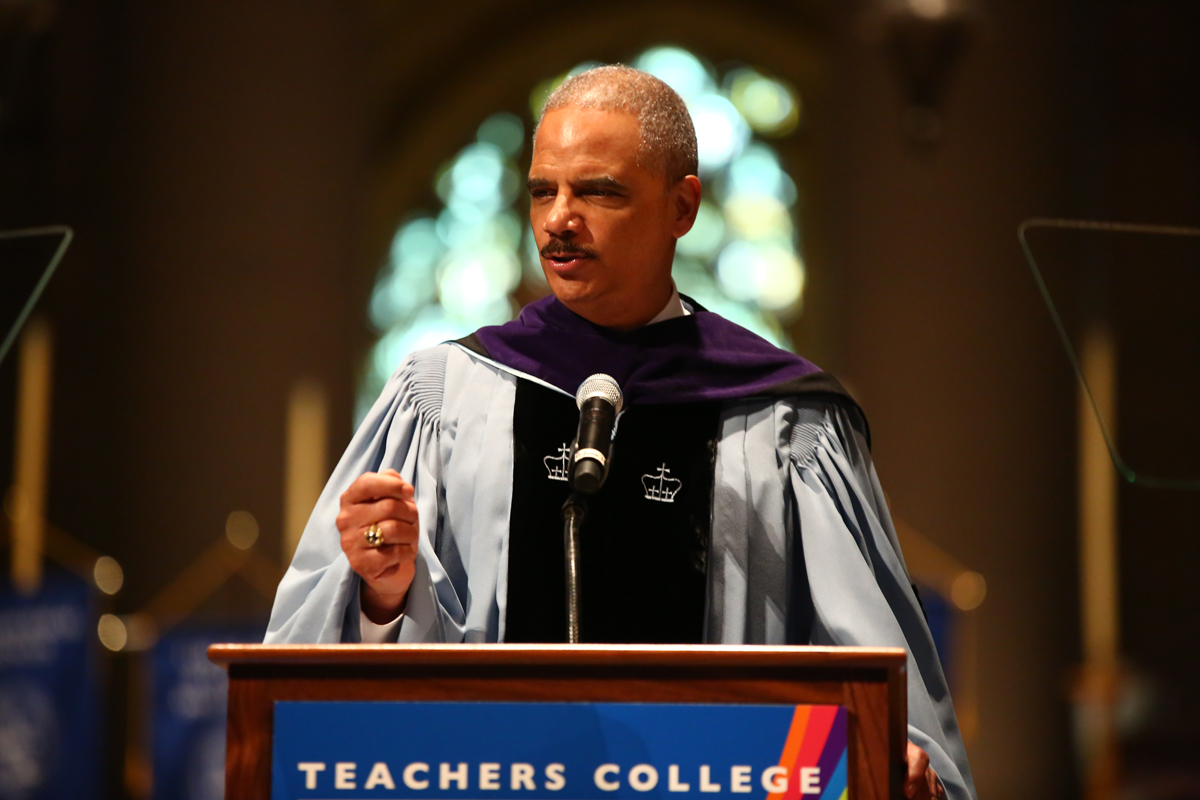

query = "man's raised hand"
[[337, 468, 419, 624]]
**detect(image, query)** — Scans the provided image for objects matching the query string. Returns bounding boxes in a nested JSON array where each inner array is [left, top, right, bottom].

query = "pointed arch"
[[360, 10, 833, 415]]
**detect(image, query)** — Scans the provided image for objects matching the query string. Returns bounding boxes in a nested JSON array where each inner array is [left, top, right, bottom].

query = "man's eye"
[[530, 189, 555, 199]]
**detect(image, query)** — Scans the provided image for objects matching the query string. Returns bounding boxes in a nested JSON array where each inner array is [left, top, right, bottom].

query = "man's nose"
[[543, 193, 578, 238]]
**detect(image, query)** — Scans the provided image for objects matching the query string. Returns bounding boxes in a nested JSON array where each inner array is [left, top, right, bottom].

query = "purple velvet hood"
[[463, 294, 852, 409]]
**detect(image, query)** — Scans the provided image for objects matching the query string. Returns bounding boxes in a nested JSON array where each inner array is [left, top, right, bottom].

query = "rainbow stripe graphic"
[[767, 705, 848, 800]]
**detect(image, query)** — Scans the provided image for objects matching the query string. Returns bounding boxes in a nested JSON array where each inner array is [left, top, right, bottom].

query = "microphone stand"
[[561, 492, 587, 644]]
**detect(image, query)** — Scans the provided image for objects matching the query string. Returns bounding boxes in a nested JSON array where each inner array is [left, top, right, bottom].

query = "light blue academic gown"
[[266, 343, 978, 800]]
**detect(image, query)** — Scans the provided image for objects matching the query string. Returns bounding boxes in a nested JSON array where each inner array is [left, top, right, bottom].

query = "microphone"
[[569, 374, 623, 494]]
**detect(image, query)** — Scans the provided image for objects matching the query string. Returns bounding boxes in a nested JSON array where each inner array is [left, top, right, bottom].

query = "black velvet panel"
[[505, 379, 720, 644]]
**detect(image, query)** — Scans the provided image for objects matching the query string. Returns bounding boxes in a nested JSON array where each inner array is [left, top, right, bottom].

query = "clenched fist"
[[337, 468, 419, 623]]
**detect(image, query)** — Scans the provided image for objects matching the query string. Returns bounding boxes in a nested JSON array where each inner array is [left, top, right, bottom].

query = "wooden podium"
[[209, 644, 906, 800]]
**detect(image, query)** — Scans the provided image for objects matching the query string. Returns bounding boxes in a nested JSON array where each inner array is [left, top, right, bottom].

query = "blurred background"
[[0, 1, 1198, 798]]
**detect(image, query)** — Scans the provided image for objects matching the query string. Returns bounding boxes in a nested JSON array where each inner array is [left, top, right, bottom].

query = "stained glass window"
[[362, 47, 805, 419]]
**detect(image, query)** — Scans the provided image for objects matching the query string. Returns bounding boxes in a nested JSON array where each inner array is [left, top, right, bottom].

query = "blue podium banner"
[[272, 701, 848, 800]]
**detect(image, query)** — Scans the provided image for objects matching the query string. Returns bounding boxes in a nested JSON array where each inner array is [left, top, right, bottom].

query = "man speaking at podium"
[[267, 66, 973, 800]]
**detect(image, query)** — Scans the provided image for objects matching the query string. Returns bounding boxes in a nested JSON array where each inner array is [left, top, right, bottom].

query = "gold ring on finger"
[[363, 523, 385, 548]]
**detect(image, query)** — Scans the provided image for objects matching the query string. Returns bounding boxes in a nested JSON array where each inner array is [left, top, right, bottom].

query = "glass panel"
[[0, 226, 72, 367], [1019, 218, 1200, 489]]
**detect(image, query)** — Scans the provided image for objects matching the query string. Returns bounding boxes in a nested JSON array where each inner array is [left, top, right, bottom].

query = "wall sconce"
[[864, 0, 977, 145], [0, 0, 57, 125]]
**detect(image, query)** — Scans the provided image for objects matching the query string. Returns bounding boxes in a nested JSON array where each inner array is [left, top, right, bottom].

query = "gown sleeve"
[[264, 346, 448, 644], [786, 400, 977, 800]]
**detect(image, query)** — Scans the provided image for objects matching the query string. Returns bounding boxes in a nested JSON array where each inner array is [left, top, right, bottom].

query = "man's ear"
[[672, 175, 703, 239]]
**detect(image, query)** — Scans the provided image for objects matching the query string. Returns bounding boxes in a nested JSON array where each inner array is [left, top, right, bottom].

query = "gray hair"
[[535, 65, 699, 185]]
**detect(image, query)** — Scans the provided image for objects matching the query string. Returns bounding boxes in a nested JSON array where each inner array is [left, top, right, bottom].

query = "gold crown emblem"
[[642, 464, 682, 503], [544, 444, 571, 482]]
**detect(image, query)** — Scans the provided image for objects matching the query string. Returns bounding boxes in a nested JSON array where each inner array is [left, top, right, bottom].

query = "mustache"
[[540, 239, 596, 259]]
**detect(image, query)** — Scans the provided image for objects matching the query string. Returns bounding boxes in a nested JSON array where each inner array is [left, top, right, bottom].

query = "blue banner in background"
[[916, 583, 954, 680], [0, 569, 100, 800], [272, 701, 849, 800], [150, 624, 264, 800]]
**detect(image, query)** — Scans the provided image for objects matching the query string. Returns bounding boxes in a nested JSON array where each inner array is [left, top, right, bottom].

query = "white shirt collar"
[[646, 285, 690, 326]]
